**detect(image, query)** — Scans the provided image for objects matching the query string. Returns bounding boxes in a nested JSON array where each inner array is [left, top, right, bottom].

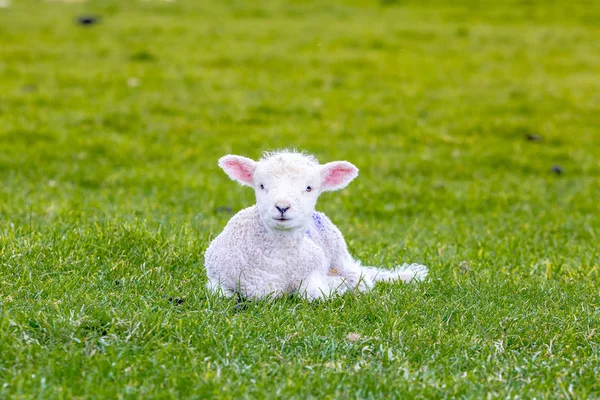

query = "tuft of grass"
[[1, 0, 599, 398]]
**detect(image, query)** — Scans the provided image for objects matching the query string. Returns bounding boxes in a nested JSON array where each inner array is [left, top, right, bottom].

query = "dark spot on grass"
[[456, 27, 470, 37], [80, 321, 109, 337], [130, 50, 156, 62], [552, 165, 564, 175], [28, 320, 41, 329], [78, 177, 103, 189], [233, 293, 249, 311], [526, 134, 543, 141], [369, 39, 386, 49], [114, 280, 121, 286], [215, 206, 233, 214], [77, 16, 100, 26], [22, 84, 37, 93], [168, 297, 185, 305], [509, 88, 526, 99], [496, 124, 538, 140]]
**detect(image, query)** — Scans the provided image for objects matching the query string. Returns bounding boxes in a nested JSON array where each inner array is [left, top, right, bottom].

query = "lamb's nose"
[[275, 204, 290, 214]]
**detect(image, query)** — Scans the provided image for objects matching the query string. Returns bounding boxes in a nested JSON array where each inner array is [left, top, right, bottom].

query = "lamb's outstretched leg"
[[331, 261, 428, 293], [361, 263, 429, 283]]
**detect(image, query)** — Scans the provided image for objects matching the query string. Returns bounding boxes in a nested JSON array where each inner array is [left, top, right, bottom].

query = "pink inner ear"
[[224, 160, 253, 184], [323, 164, 355, 188]]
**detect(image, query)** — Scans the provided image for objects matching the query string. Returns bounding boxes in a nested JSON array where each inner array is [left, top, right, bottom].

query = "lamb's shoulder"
[[222, 205, 261, 232], [204, 206, 262, 268]]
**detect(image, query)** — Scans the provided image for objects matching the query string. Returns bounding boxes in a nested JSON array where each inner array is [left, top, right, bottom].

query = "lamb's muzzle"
[[275, 204, 290, 215]]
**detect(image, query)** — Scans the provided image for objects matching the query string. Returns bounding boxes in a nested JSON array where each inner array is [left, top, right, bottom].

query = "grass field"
[[1, 0, 599, 398]]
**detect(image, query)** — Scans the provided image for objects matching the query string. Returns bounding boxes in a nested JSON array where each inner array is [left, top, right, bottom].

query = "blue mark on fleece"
[[312, 212, 324, 231]]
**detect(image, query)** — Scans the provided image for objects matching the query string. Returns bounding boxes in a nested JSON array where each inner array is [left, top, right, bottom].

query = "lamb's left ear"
[[320, 161, 359, 191], [218, 155, 257, 187]]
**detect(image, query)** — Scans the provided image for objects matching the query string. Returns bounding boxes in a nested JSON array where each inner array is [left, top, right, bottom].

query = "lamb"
[[204, 150, 428, 301]]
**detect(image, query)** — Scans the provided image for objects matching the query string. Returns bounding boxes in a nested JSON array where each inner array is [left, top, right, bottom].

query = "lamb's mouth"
[[273, 217, 291, 222]]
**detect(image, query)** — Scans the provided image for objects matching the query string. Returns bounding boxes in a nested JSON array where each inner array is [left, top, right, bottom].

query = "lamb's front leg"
[[333, 257, 428, 291], [361, 264, 429, 283]]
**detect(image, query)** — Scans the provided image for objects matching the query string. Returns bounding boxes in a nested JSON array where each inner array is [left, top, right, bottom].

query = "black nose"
[[275, 205, 290, 214]]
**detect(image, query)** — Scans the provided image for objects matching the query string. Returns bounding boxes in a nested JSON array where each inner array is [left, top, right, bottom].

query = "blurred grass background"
[[0, 0, 599, 398]]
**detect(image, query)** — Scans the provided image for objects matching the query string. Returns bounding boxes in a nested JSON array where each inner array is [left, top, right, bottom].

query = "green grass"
[[1, 0, 599, 398]]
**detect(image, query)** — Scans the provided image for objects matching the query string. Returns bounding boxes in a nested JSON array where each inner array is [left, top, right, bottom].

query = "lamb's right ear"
[[320, 161, 359, 191], [218, 155, 257, 187]]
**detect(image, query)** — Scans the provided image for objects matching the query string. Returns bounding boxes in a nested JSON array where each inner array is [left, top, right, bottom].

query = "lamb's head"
[[218, 150, 358, 232]]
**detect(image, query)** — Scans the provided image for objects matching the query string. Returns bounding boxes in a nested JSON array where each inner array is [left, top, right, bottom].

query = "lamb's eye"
[[306, 186, 312, 192], [260, 184, 265, 190]]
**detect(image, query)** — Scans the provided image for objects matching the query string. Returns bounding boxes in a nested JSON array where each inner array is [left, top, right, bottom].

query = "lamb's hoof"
[[390, 263, 429, 283], [406, 263, 428, 282]]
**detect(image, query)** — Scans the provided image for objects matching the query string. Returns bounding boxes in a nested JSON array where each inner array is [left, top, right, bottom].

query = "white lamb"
[[204, 150, 428, 301]]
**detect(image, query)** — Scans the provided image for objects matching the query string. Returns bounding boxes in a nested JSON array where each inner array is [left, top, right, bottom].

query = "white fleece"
[[204, 150, 428, 301]]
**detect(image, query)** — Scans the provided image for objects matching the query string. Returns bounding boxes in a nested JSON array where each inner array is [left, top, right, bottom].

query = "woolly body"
[[204, 150, 428, 300]]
